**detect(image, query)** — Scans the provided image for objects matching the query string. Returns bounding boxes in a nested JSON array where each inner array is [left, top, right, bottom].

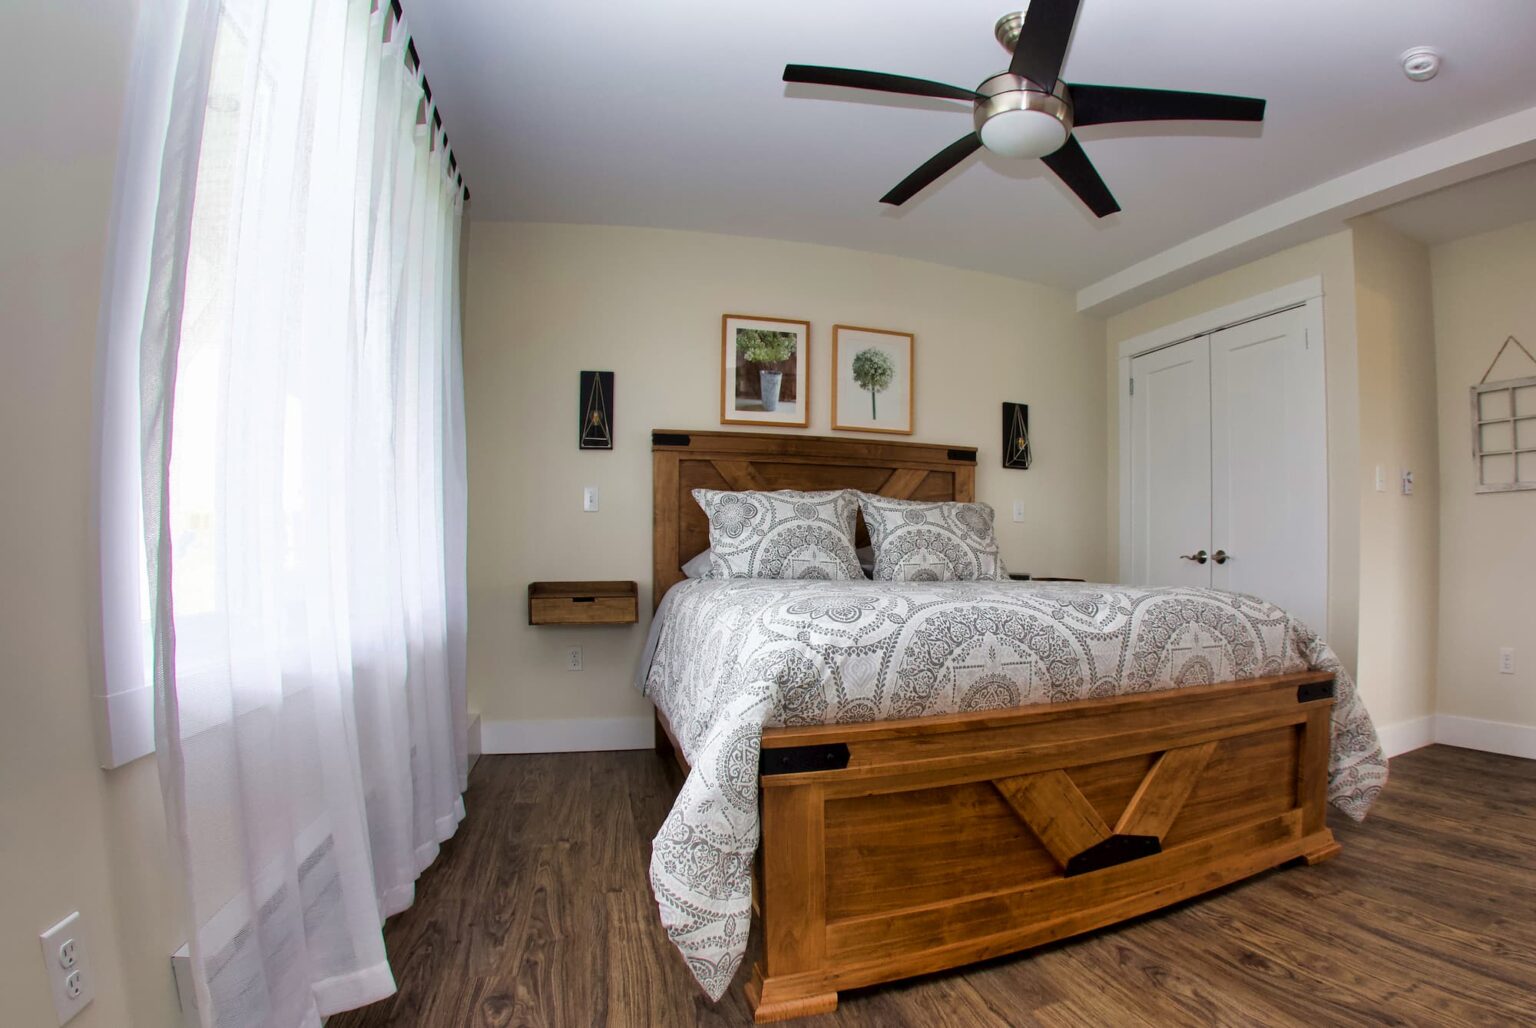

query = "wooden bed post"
[[747, 784, 837, 1021]]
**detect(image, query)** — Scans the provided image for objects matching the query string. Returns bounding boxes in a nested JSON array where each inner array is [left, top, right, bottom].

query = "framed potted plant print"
[[720, 314, 810, 427], [832, 325, 914, 435]]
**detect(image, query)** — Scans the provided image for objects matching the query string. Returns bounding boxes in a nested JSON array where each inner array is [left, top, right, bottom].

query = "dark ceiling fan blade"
[[880, 133, 983, 206], [783, 65, 980, 102], [1069, 84, 1266, 126], [1040, 135, 1119, 217], [1008, 0, 1081, 93]]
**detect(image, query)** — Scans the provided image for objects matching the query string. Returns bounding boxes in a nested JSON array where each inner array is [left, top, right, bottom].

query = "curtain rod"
[[388, 0, 469, 203]]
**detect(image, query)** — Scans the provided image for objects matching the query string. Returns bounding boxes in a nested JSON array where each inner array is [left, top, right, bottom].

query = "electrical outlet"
[[1400, 468, 1414, 495], [582, 486, 599, 512], [566, 646, 583, 672], [1499, 647, 1515, 675], [40, 911, 94, 1024]]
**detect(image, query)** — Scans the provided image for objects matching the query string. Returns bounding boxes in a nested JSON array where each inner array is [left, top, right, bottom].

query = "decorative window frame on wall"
[[1470, 375, 1536, 494]]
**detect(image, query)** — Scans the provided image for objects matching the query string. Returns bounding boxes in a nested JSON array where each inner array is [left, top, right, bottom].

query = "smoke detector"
[[1400, 47, 1442, 82]]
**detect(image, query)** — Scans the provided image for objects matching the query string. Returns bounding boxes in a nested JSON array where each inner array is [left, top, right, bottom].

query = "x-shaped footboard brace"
[[993, 741, 1218, 876]]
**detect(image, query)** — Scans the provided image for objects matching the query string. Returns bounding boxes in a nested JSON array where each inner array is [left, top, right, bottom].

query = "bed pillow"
[[681, 549, 715, 580], [857, 493, 1008, 582], [691, 488, 863, 581], [686, 544, 874, 580]]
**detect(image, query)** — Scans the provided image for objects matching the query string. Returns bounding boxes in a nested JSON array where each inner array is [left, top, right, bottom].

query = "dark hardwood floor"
[[328, 745, 1536, 1026]]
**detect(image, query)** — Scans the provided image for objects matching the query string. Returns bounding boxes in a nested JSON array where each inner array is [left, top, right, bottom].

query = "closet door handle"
[[1212, 549, 1230, 565], [1179, 550, 1209, 565]]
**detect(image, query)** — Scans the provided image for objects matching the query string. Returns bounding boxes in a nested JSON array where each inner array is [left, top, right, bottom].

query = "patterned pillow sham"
[[857, 493, 1008, 582], [691, 488, 863, 581]]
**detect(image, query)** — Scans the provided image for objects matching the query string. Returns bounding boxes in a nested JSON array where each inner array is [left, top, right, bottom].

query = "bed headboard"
[[651, 428, 977, 608]]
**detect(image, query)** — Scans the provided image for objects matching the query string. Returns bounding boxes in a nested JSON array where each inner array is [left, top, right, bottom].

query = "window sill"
[[94, 683, 154, 769]]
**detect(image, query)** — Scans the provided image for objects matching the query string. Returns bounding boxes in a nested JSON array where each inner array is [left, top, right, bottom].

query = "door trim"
[[1117, 278, 1327, 584], [1115, 277, 1322, 363]]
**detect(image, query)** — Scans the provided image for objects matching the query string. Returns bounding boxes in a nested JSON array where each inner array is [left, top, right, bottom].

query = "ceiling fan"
[[783, 0, 1266, 216]]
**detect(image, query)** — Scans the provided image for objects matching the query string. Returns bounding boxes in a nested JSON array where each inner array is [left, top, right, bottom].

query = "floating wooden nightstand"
[[528, 581, 639, 626]]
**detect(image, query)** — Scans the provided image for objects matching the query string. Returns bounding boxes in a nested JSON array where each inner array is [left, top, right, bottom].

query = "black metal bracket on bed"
[[1296, 679, 1336, 704], [759, 743, 851, 776], [1065, 834, 1163, 877], [653, 431, 691, 447]]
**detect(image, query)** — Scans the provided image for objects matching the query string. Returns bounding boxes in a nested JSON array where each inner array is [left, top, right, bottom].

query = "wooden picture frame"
[[1470, 375, 1536, 493], [832, 325, 914, 435], [721, 314, 810, 428]]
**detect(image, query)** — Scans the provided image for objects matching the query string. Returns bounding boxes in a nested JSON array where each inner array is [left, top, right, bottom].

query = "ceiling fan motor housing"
[[974, 74, 1073, 159]]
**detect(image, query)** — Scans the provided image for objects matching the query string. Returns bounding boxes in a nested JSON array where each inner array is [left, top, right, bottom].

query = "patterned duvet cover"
[[638, 578, 1386, 1000]]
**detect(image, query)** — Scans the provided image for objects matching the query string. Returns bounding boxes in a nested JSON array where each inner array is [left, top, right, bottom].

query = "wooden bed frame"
[[649, 429, 1340, 1023]]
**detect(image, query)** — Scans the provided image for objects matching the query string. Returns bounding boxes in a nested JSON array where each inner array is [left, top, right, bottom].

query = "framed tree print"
[[832, 325, 914, 435], [721, 314, 810, 427]]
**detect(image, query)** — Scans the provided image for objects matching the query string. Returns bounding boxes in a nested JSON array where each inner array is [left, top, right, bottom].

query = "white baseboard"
[[1376, 713, 1536, 761], [479, 716, 653, 754], [1432, 714, 1536, 760], [468, 713, 482, 770], [1376, 716, 1436, 758]]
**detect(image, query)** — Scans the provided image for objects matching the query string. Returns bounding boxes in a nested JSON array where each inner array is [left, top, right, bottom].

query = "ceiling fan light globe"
[[979, 108, 1068, 158]]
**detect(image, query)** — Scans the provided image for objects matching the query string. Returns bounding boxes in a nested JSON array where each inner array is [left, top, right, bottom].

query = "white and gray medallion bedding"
[[638, 578, 1386, 1001], [692, 487, 863, 580], [857, 492, 1008, 581]]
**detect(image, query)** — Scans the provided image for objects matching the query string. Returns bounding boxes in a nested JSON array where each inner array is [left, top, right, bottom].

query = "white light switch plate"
[[40, 911, 94, 1024], [1012, 500, 1025, 523], [582, 486, 599, 512], [1400, 469, 1414, 495]]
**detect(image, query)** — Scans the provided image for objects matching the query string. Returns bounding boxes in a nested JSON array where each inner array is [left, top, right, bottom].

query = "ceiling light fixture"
[[974, 74, 1071, 159], [780, 5, 1267, 216], [1400, 47, 1442, 82]]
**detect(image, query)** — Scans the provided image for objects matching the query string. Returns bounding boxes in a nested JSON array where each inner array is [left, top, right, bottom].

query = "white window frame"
[[90, 0, 186, 769]]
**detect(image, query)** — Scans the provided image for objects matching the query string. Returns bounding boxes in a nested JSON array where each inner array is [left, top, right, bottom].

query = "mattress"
[[637, 577, 1386, 1000]]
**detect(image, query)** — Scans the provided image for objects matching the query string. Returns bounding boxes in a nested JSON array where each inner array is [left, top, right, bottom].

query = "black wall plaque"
[[580, 371, 614, 450], [1002, 402, 1032, 469]]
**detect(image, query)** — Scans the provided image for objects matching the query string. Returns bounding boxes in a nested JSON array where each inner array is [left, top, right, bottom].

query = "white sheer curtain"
[[97, 0, 469, 1024]]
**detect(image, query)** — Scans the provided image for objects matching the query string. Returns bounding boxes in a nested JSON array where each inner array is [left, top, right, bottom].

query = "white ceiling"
[[1372, 160, 1536, 244], [408, 0, 1536, 291]]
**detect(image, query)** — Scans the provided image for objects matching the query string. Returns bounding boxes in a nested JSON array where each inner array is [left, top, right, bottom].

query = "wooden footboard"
[[743, 671, 1341, 1022]]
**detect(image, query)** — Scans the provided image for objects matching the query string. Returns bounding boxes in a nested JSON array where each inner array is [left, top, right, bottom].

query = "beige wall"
[[1104, 231, 1363, 678], [1349, 218, 1440, 729], [1430, 218, 1536, 729], [1, 3, 187, 1027], [464, 222, 1108, 727]]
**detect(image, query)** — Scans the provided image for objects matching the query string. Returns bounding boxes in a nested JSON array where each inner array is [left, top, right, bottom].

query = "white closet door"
[[1209, 307, 1328, 633], [1130, 336, 1212, 588]]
